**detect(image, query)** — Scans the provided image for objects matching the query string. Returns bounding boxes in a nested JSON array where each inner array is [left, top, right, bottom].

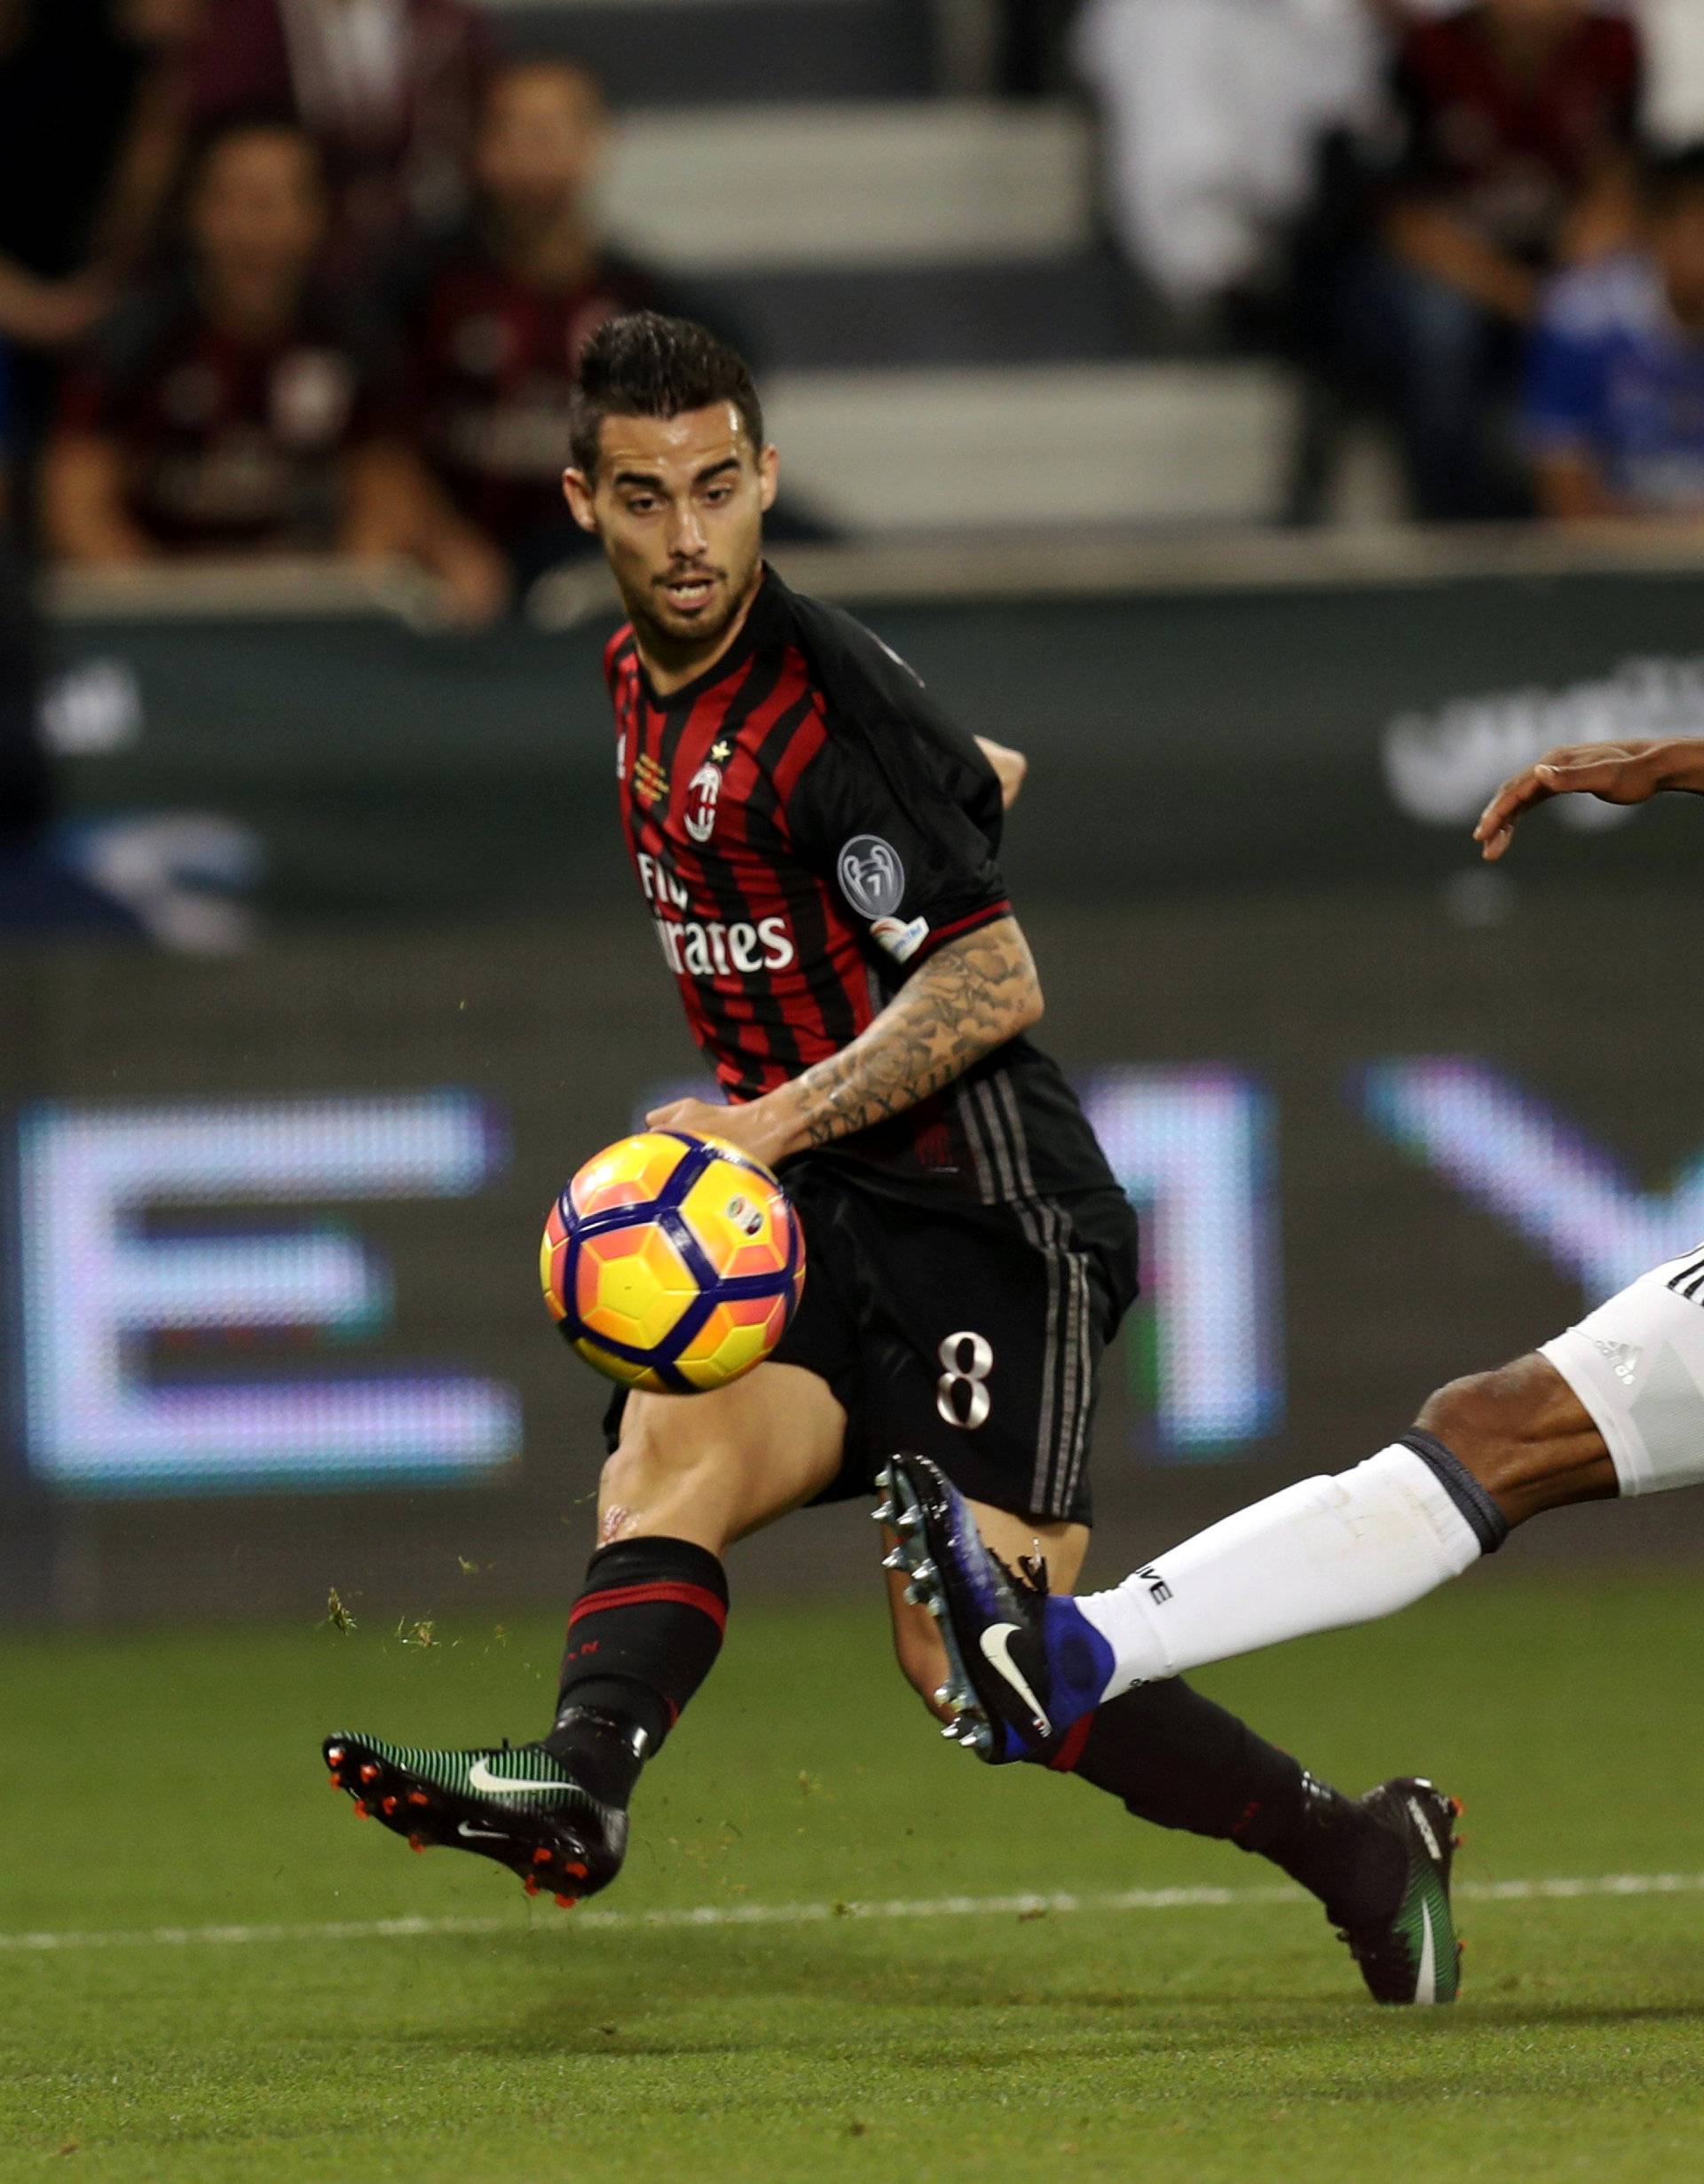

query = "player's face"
[[564, 405, 778, 659], [475, 66, 608, 217], [190, 132, 327, 290], [1654, 196, 1704, 327]]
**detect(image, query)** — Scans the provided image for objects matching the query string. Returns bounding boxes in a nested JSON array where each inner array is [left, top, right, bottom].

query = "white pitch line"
[[4, 1873, 1702, 1957]]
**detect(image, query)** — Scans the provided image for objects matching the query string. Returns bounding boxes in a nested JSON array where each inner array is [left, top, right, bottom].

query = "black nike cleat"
[[1338, 1777, 1464, 2006], [875, 1453, 1116, 1763], [322, 1731, 630, 1905]]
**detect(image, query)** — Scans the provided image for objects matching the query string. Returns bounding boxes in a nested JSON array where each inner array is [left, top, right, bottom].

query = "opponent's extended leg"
[[324, 1361, 845, 1903], [888, 1246, 1704, 1849], [878, 1465, 1461, 2005], [1417, 1354, 1616, 1526], [1047, 1328, 1644, 1706], [891, 1335, 1628, 1748], [1112, 1222, 1704, 1689]]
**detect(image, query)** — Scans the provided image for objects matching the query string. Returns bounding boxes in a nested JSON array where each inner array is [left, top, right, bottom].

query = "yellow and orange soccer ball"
[[540, 1131, 806, 1392]]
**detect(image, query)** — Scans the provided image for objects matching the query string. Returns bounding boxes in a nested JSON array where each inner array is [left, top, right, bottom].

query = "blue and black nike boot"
[[875, 1451, 1115, 1762]]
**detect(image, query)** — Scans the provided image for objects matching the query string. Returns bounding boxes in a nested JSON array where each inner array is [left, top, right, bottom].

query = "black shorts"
[[604, 1159, 1139, 1526]]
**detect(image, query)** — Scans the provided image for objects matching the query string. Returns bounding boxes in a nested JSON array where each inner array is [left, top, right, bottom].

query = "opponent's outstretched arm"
[[648, 913, 1043, 1166], [1475, 737, 1704, 861]]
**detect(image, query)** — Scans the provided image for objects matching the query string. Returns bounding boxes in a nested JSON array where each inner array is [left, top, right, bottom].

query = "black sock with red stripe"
[[542, 1536, 729, 1808], [1045, 1680, 1406, 1928]]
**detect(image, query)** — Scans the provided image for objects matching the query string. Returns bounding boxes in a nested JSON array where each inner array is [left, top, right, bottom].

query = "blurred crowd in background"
[[1070, 0, 1704, 526], [0, 0, 705, 626], [8, 0, 1704, 892], [4, 1, 1704, 595]]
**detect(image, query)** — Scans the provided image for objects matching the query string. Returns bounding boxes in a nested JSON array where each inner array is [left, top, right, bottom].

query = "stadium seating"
[[485, 0, 1293, 530], [491, 0, 936, 106]]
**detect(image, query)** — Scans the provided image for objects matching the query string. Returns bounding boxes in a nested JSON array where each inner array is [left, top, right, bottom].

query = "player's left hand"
[[1473, 739, 1686, 861], [645, 1094, 793, 1171]]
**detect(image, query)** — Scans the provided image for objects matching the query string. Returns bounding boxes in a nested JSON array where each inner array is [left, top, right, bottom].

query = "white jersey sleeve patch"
[[1541, 1245, 1704, 1496]]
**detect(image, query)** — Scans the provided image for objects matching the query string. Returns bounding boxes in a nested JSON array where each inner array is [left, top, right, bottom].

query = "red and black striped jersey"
[[606, 564, 1121, 1207]]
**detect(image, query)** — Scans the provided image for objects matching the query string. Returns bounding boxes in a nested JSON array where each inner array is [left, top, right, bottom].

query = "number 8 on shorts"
[[936, 1331, 994, 1429]]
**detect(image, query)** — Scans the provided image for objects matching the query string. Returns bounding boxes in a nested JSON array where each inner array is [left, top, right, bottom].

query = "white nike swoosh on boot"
[[1406, 1796, 1442, 1864], [979, 1624, 1052, 1738], [1415, 1898, 1437, 2006], [456, 1820, 513, 1841], [467, 1758, 573, 1796]]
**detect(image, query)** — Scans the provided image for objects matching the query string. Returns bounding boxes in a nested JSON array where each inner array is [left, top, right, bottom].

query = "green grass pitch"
[[4, 1570, 1701, 2182]]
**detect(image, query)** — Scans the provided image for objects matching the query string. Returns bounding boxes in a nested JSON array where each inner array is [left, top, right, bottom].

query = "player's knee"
[[599, 1415, 719, 1518]]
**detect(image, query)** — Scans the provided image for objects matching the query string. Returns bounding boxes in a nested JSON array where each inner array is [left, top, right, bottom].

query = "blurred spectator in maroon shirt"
[[396, 59, 743, 590], [186, 0, 490, 274], [1353, 0, 1644, 518], [43, 117, 506, 618], [0, 0, 207, 471]]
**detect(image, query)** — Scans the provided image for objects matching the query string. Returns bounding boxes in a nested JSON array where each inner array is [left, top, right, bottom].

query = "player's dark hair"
[[1643, 141, 1704, 213], [569, 312, 764, 479]]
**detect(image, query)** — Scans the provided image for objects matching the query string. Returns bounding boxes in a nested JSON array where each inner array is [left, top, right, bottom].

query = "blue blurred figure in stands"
[[1525, 143, 1704, 523], [1351, 0, 1645, 520]]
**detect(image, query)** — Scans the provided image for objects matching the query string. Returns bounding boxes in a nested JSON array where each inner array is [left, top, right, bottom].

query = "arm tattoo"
[[786, 915, 1042, 1151]]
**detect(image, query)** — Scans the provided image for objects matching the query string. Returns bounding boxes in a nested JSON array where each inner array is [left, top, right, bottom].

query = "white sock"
[[1080, 1444, 1493, 1700]]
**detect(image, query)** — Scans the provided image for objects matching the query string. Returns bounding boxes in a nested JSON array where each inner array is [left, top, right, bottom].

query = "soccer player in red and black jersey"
[[325, 314, 1453, 2002]]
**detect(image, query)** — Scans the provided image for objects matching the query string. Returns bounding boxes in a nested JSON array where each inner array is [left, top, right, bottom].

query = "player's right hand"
[[1473, 739, 1694, 862]]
